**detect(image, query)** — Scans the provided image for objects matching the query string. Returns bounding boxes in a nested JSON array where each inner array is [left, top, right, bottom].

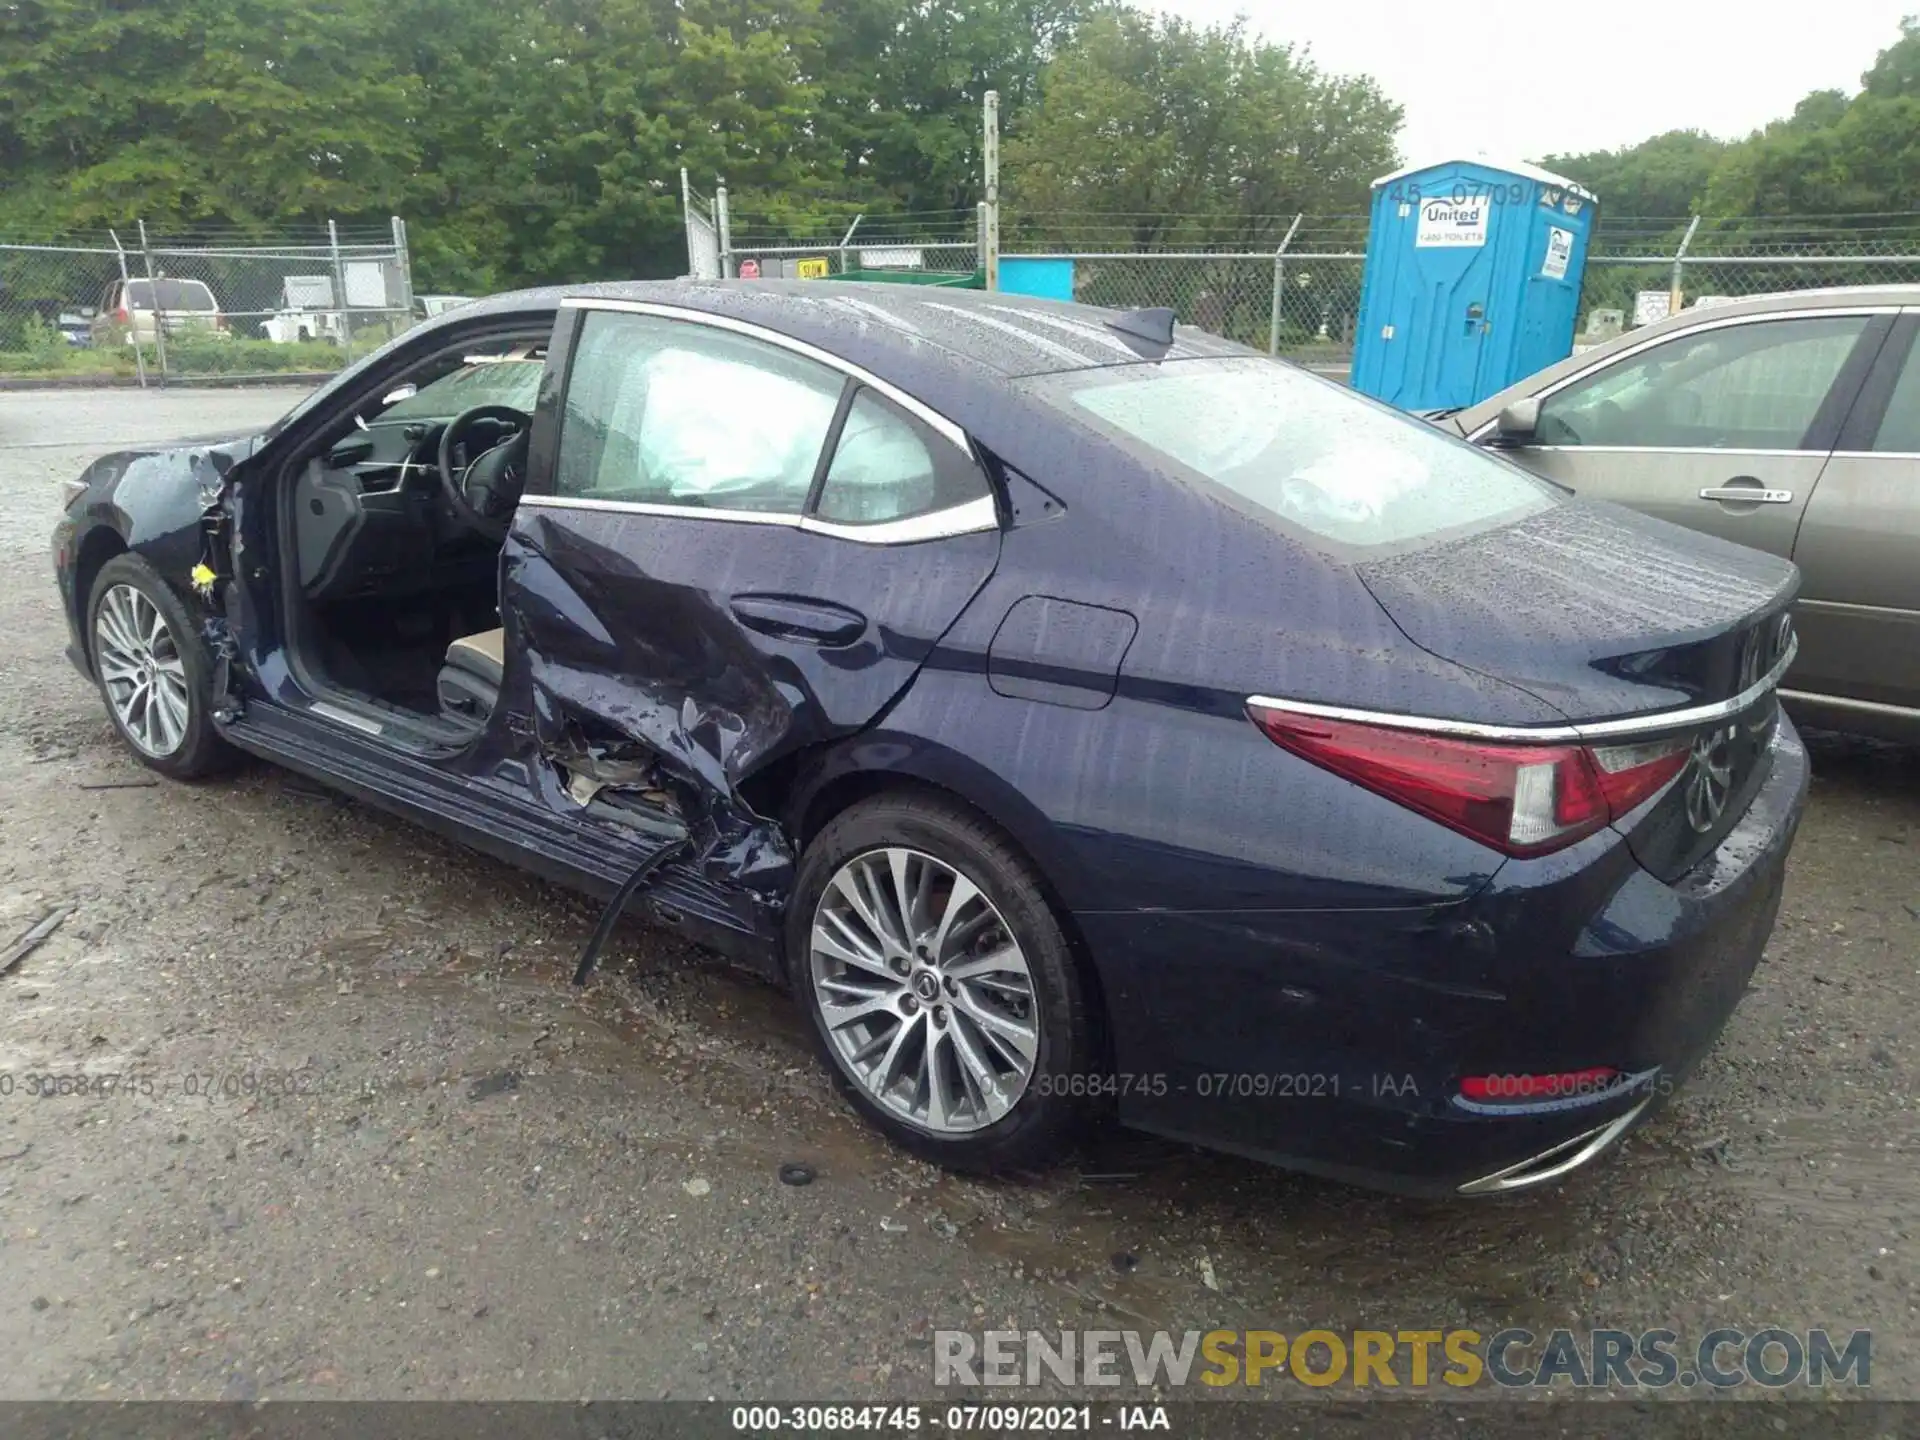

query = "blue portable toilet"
[[1349, 158, 1598, 411]]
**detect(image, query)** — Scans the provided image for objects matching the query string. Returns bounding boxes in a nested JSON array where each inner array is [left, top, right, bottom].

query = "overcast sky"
[[1153, 0, 1913, 164]]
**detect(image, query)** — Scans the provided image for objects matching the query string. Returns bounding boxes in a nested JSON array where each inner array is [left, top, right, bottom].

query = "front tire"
[[87, 553, 233, 779], [789, 792, 1098, 1172]]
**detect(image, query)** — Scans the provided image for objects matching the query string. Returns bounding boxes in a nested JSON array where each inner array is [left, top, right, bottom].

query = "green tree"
[[811, 0, 1112, 213], [1544, 131, 1726, 219], [386, 0, 836, 289], [0, 0, 420, 230], [1, 0, 1402, 294], [1003, 13, 1401, 247]]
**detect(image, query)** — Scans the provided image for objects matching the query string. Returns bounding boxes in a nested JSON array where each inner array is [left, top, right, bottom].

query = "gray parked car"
[[1437, 285, 1920, 742]]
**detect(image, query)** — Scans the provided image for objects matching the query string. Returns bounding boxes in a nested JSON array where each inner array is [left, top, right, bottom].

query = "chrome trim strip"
[[518, 494, 799, 527], [1466, 306, 1898, 443], [308, 700, 385, 736], [1779, 688, 1920, 720], [1514, 445, 1812, 458], [558, 296, 971, 453], [1456, 1095, 1653, 1195], [517, 492, 999, 545], [1698, 486, 1793, 503], [800, 493, 1000, 544], [1247, 636, 1798, 745]]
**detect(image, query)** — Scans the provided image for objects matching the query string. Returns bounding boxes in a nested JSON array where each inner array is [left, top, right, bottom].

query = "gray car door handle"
[[1699, 485, 1793, 504]]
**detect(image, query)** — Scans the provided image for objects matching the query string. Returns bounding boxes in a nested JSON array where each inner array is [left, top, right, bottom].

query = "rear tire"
[[87, 553, 234, 780], [788, 792, 1097, 1172]]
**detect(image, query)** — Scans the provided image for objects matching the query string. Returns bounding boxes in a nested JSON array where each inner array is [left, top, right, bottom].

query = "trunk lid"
[[1356, 500, 1798, 880]]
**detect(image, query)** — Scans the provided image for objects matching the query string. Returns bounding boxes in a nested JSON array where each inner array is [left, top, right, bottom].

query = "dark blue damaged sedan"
[[51, 282, 1807, 1196]]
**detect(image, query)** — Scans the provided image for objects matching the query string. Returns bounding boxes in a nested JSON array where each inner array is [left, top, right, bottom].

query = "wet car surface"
[[44, 285, 1817, 1198], [4, 389, 1916, 1406]]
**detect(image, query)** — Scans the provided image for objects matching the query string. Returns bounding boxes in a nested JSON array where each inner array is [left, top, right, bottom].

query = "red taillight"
[[116, 305, 129, 323], [1586, 737, 1692, 817], [1460, 1068, 1621, 1103], [1247, 706, 1688, 857]]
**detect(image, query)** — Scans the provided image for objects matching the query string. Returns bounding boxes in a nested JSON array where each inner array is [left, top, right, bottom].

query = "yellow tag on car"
[[190, 562, 218, 597]]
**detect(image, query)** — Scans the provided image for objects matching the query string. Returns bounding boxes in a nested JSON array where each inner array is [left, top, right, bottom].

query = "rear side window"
[[1535, 315, 1868, 450], [814, 388, 990, 526], [1870, 336, 1920, 452], [124, 279, 218, 312], [1045, 357, 1553, 549]]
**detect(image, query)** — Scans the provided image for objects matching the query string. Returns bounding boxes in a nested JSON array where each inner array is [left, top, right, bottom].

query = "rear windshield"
[[125, 279, 217, 312], [1041, 357, 1554, 550]]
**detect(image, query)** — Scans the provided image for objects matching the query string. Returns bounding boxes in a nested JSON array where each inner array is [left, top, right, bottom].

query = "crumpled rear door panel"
[[502, 501, 1000, 902]]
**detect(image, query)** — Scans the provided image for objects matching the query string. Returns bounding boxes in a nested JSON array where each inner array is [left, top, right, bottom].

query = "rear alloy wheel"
[[87, 554, 233, 779], [791, 795, 1098, 1171]]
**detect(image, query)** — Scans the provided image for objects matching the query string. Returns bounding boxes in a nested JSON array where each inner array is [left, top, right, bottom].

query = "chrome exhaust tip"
[[1457, 1095, 1654, 1196]]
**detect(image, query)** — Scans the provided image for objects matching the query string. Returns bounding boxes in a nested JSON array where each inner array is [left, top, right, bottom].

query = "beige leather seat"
[[438, 628, 505, 722]]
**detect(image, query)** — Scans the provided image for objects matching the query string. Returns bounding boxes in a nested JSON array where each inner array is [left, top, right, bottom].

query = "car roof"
[[455, 278, 1253, 377], [1451, 282, 1920, 433]]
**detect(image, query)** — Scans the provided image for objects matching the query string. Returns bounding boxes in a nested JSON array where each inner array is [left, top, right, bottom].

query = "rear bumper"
[[1079, 715, 1809, 1197]]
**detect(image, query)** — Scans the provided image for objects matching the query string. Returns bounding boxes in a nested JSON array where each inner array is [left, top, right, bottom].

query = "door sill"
[[299, 691, 481, 757]]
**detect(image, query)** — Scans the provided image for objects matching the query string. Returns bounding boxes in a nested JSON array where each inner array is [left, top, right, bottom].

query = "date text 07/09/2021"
[[729, 1405, 1167, 1433]]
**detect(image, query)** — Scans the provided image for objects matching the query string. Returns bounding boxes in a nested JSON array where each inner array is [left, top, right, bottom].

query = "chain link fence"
[[993, 213, 1920, 375], [1006, 249, 1366, 374], [0, 219, 415, 384], [692, 181, 983, 285], [726, 201, 983, 285]]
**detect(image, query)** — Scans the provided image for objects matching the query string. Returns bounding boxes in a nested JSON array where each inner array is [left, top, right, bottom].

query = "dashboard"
[[293, 413, 519, 602]]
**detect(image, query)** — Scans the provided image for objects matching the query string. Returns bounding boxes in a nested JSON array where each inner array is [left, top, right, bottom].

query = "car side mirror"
[[381, 383, 417, 406], [1491, 397, 1540, 446]]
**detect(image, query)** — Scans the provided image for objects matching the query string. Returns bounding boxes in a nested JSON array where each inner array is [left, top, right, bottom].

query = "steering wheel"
[[437, 404, 532, 541]]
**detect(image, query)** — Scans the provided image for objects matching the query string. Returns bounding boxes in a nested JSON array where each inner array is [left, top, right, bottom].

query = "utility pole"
[[1268, 213, 1304, 355], [1670, 214, 1701, 318], [982, 90, 1000, 292], [137, 219, 168, 384]]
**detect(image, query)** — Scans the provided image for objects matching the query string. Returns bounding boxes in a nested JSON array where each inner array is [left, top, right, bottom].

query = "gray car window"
[[557, 311, 843, 512], [1871, 339, 1920, 453], [1536, 315, 1868, 450], [124, 279, 218, 312], [814, 388, 989, 525]]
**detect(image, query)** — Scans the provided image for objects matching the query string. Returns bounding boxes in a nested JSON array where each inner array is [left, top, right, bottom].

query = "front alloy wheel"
[[86, 553, 233, 779], [94, 582, 191, 758], [810, 847, 1040, 1134]]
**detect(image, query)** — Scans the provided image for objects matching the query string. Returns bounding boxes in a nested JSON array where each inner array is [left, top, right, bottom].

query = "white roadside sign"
[[1633, 290, 1674, 327]]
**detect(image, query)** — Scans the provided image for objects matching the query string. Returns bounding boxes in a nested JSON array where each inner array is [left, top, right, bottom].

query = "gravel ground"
[[0, 388, 1914, 1409]]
